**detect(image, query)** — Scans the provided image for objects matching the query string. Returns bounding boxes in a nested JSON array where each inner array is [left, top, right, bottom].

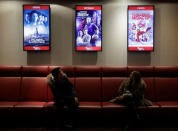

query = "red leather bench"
[[0, 66, 178, 125]]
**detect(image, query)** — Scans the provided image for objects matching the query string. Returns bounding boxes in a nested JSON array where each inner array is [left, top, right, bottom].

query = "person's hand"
[[74, 97, 79, 104], [118, 96, 125, 100], [109, 96, 123, 103], [123, 92, 133, 98], [109, 98, 116, 103]]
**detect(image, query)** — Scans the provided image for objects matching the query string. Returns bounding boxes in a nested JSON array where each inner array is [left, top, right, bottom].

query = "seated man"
[[46, 67, 79, 128]]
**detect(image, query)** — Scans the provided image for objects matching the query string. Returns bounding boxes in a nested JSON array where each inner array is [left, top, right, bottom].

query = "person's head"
[[25, 13, 30, 22], [39, 14, 43, 21], [84, 29, 88, 35], [97, 17, 101, 26], [44, 16, 48, 23], [33, 13, 38, 22], [78, 30, 83, 37], [129, 71, 141, 85], [42, 15, 45, 22], [93, 12, 97, 17], [95, 29, 99, 35], [51, 67, 66, 80], [31, 11, 39, 23], [86, 17, 91, 24]]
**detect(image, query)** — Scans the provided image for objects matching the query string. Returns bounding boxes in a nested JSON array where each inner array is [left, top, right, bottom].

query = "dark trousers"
[[55, 99, 79, 125], [123, 98, 140, 127]]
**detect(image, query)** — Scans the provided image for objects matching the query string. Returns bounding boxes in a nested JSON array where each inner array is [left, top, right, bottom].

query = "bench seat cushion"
[[13, 102, 47, 117]]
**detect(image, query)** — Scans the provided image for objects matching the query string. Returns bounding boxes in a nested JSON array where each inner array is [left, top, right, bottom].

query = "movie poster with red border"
[[128, 6, 154, 51], [23, 5, 50, 51], [76, 6, 102, 51]]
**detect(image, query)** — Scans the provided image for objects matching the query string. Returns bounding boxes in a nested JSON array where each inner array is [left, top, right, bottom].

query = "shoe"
[[63, 120, 73, 129], [125, 123, 129, 128], [136, 113, 141, 121], [64, 123, 72, 129]]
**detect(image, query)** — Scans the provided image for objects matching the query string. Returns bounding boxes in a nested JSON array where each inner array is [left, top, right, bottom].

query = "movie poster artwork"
[[23, 5, 50, 51], [76, 6, 102, 51], [128, 6, 154, 51]]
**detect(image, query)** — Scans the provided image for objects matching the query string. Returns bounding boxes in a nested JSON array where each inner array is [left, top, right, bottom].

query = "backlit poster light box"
[[23, 5, 50, 51], [76, 5, 102, 51], [128, 5, 154, 51]]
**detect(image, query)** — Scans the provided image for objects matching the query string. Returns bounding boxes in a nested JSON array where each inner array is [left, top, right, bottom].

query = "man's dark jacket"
[[46, 74, 77, 106]]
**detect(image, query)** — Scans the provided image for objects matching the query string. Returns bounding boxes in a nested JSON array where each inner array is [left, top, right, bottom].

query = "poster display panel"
[[128, 6, 154, 51], [23, 5, 50, 51], [76, 5, 102, 51]]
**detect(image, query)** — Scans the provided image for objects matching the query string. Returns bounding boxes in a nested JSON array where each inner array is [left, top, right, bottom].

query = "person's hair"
[[132, 71, 141, 83], [51, 67, 60, 78], [30, 10, 39, 20], [129, 71, 141, 86]]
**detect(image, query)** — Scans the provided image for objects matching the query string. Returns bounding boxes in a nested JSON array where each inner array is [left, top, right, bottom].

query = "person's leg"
[[56, 104, 65, 127], [126, 100, 140, 128], [122, 97, 140, 128], [65, 99, 80, 127], [70, 103, 80, 127]]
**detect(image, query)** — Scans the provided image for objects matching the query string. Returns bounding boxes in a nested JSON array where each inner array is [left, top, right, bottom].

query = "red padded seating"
[[128, 66, 154, 77], [0, 77, 20, 101], [20, 77, 47, 101], [0, 65, 178, 120], [0, 66, 21, 77]]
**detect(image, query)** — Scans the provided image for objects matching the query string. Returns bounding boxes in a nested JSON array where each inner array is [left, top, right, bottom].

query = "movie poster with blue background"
[[76, 6, 102, 51], [23, 5, 50, 51], [128, 6, 154, 51]]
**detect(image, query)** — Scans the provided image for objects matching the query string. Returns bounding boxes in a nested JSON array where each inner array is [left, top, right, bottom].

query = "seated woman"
[[110, 71, 152, 120]]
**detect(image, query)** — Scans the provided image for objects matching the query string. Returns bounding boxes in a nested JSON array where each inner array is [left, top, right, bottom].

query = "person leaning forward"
[[46, 67, 79, 128]]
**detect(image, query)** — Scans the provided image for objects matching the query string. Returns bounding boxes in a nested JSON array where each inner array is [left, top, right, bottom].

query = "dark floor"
[[0, 128, 178, 131], [1, 117, 178, 131]]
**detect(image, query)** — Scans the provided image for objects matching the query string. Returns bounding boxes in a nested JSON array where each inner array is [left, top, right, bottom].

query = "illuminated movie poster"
[[76, 6, 102, 51], [128, 6, 154, 51], [23, 5, 50, 51]]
